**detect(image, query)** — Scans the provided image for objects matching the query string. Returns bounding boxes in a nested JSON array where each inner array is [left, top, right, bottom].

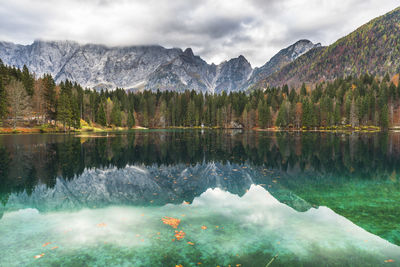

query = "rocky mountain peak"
[[243, 39, 320, 90], [287, 39, 321, 61], [213, 54, 252, 94], [183, 48, 194, 57]]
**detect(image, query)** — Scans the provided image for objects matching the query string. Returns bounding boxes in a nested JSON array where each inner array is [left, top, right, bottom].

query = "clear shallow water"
[[0, 130, 399, 266]]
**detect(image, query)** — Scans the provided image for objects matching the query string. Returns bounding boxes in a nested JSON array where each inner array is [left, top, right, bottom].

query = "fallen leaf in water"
[[385, 259, 395, 263], [42, 242, 51, 247], [51, 246, 58, 250], [187, 241, 195, 245], [34, 253, 45, 259], [97, 223, 107, 228], [162, 217, 181, 229], [201, 225, 207, 230], [174, 230, 186, 240]]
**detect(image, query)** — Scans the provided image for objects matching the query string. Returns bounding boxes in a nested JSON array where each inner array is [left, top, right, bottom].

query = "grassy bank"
[[255, 125, 383, 133], [0, 123, 392, 134]]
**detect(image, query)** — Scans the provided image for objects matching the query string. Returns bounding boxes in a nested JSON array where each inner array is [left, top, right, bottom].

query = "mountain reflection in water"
[[0, 130, 400, 266]]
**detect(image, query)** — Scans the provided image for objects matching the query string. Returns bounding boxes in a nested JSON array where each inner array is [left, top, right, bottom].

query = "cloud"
[[0, 0, 399, 66]]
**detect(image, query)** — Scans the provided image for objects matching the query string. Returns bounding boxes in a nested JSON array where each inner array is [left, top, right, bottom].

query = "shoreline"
[[0, 125, 395, 134]]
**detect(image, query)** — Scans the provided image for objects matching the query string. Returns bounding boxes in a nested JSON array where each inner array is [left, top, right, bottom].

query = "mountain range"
[[0, 39, 318, 93], [0, 6, 399, 92]]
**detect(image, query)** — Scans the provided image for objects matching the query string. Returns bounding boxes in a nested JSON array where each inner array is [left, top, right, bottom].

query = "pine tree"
[[71, 96, 81, 129], [289, 88, 297, 103], [96, 104, 106, 126], [350, 99, 358, 127], [21, 65, 34, 96], [111, 101, 122, 127], [300, 83, 307, 97], [379, 104, 389, 129], [302, 100, 315, 128], [186, 100, 195, 126], [275, 101, 288, 127], [334, 102, 341, 125], [57, 90, 71, 131], [43, 74, 57, 122], [257, 100, 264, 128], [0, 81, 7, 125], [127, 111, 135, 128], [258, 100, 270, 128]]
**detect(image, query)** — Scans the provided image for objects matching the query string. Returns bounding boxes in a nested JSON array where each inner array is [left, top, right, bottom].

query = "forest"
[[0, 59, 398, 130]]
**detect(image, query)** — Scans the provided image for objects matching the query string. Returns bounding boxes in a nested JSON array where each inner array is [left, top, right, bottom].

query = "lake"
[[0, 130, 399, 266]]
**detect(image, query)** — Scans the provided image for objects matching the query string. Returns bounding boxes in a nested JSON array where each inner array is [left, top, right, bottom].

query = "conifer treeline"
[[0, 60, 397, 129]]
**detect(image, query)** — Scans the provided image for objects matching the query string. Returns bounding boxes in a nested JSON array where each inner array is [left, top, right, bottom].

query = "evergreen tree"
[[379, 104, 389, 129], [71, 96, 81, 129], [21, 65, 34, 96], [300, 83, 307, 97], [259, 102, 271, 128], [186, 100, 196, 126], [43, 74, 57, 121], [302, 100, 316, 128], [111, 101, 122, 127], [334, 103, 341, 125], [276, 101, 288, 127], [288, 88, 297, 103], [0, 81, 7, 124], [127, 111, 135, 128], [57, 90, 71, 130], [96, 104, 107, 126]]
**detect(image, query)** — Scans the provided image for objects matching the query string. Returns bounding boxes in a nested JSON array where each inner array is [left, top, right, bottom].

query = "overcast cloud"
[[0, 0, 399, 66]]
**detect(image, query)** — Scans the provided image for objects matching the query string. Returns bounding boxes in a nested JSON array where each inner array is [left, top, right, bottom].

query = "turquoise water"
[[0, 131, 399, 266]]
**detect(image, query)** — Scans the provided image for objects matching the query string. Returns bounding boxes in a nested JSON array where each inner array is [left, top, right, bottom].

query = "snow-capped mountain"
[[0, 39, 319, 92]]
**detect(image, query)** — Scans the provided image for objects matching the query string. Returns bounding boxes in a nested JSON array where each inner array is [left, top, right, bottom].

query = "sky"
[[0, 0, 399, 67]]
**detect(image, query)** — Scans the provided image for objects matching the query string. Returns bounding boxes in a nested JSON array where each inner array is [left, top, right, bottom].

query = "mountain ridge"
[[0, 39, 318, 93], [254, 6, 400, 89]]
